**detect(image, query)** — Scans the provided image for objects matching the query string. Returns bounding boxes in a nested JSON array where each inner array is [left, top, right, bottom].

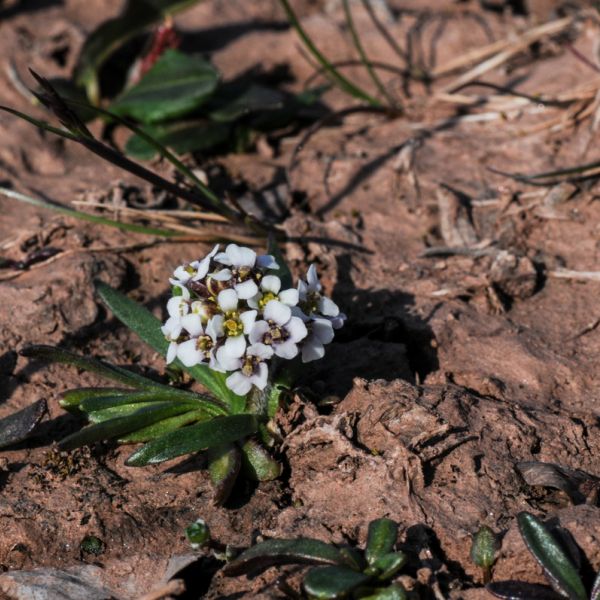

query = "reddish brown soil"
[[1, 0, 600, 598]]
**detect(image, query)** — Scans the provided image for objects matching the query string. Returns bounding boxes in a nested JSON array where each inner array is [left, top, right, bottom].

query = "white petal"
[[257, 254, 278, 270], [278, 288, 299, 306], [214, 251, 232, 265], [226, 371, 253, 396], [224, 334, 246, 358], [235, 279, 258, 299], [211, 268, 233, 281], [264, 300, 291, 326], [249, 320, 270, 344], [302, 339, 325, 363], [237, 246, 257, 268], [240, 310, 257, 334], [312, 318, 335, 344], [166, 342, 178, 364], [319, 296, 340, 317], [330, 313, 347, 330], [261, 275, 281, 294], [306, 264, 321, 291], [161, 317, 182, 339], [207, 315, 224, 341], [193, 244, 220, 280], [247, 343, 274, 360], [217, 347, 243, 371], [291, 306, 310, 322], [173, 265, 191, 282], [167, 296, 188, 318], [218, 288, 238, 312], [286, 316, 308, 343], [169, 281, 190, 299], [250, 363, 269, 390], [274, 340, 298, 360], [181, 313, 204, 337], [247, 293, 261, 310], [297, 280, 308, 301], [209, 352, 226, 373], [177, 339, 203, 367]]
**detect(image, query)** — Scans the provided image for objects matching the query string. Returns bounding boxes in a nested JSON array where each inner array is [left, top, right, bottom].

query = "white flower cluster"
[[161, 244, 345, 396]]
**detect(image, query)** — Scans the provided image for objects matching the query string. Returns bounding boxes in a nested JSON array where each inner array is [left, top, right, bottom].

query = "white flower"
[[225, 343, 273, 395], [167, 294, 190, 319], [250, 300, 307, 359], [171, 245, 219, 284], [247, 275, 299, 311], [298, 264, 340, 318], [161, 317, 183, 364], [214, 289, 257, 371], [211, 244, 279, 300], [300, 315, 335, 363], [176, 316, 222, 370]]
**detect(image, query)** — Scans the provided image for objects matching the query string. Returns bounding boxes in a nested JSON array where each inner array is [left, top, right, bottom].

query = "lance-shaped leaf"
[[370, 552, 407, 581], [75, 0, 202, 103], [487, 582, 563, 600], [365, 519, 398, 565], [241, 438, 281, 481], [302, 565, 372, 599], [359, 585, 407, 600], [20, 344, 157, 390], [208, 443, 242, 506], [60, 387, 131, 410], [59, 401, 198, 450], [87, 401, 168, 423], [119, 409, 207, 443], [223, 538, 344, 576], [517, 512, 587, 600], [125, 413, 259, 466], [79, 389, 206, 413], [95, 281, 237, 407], [0, 400, 47, 449], [111, 50, 218, 123]]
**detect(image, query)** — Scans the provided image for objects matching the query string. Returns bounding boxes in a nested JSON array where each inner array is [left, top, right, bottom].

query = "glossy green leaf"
[[60, 387, 131, 410], [359, 584, 407, 600], [75, 0, 202, 102], [339, 547, 365, 572], [80, 389, 203, 412], [223, 538, 344, 576], [95, 281, 235, 408], [487, 582, 563, 600], [111, 49, 218, 123], [471, 525, 499, 569], [87, 401, 167, 423], [517, 512, 587, 600], [119, 409, 206, 442], [371, 552, 407, 581], [125, 413, 259, 466], [366, 519, 398, 565], [20, 344, 157, 389], [59, 402, 197, 450], [267, 235, 293, 290], [208, 443, 242, 506], [302, 565, 371, 599], [207, 84, 284, 122], [125, 119, 230, 160], [0, 187, 179, 237], [0, 400, 47, 450], [240, 438, 281, 481]]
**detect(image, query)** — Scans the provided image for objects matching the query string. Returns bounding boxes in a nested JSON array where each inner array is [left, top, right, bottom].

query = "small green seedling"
[[487, 512, 600, 600], [470, 525, 499, 584], [185, 519, 211, 549], [223, 518, 407, 599]]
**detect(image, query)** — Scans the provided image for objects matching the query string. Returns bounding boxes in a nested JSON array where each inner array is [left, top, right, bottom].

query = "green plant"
[[470, 525, 499, 584], [487, 512, 600, 600], [222, 518, 407, 599]]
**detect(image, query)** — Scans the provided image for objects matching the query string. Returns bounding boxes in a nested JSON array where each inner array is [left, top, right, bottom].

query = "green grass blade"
[[0, 106, 81, 141], [125, 413, 259, 465], [278, 0, 381, 106], [96, 281, 240, 409], [0, 187, 179, 237]]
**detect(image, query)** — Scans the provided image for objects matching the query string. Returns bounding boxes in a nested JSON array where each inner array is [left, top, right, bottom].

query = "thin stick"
[[360, 0, 406, 62], [549, 268, 600, 282]]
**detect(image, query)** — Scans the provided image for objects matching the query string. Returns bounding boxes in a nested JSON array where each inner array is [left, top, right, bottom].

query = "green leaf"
[[267, 234, 293, 290], [125, 413, 259, 466], [471, 525, 499, 570], [20, 344, 158, 389], [87, 401, 168, 423], [487, 582, 563, 600], [60, 401, 198, 450], [370, 552, 407, 581], [517, 512, 587, 600], [119, 409, 207, 442], [185, 518, 211, 548], [365, 519, 398, 565], [240, 438, 281, 481], [0, 400, 47, 450], [359, 584, 407, 600], [222, 538, 344, 576], [75, 0, 202, 102], [95, 281, 235, 408], [111, 49, 218, 123], [41, 78, 97, 122], [207, 84, 285, 122], [60, 387, 131, 410], [80, 389, 204, 412], [207, 443, 242, 506], [125, 120, 230, 160], [0, 187, 180, 237], [302, 565, 371, 599]]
